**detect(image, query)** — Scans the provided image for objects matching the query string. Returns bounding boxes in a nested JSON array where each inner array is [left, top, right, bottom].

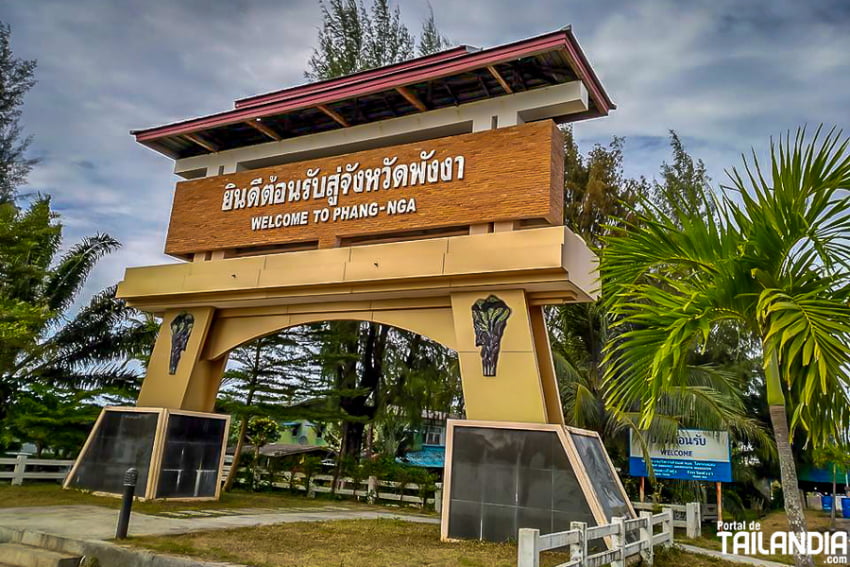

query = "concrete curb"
[[0, 525, 248, 567], [677, 543, 793, 566]]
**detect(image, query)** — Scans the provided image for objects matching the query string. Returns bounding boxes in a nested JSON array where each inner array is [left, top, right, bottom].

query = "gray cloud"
[[4, 0, 850, 307]]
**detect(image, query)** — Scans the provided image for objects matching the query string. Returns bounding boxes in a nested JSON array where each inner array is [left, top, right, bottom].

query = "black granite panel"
[[570, 433, 631, 521], [69, 410, 159, 494], [448, 426, 596, 542], [155, 413, 226, 498]]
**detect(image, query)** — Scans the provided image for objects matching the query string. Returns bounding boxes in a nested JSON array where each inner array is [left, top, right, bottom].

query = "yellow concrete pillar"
[[136, 307, 224, 412], [451, 290, 561, 424]]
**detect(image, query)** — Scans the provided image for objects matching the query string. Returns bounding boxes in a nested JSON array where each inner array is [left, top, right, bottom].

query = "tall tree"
[[0, 25, 154, 450], [561, 127, 643, 248], [306, 0, 365, 81], [601, 127, 850, 567], [303, 0, 454, 462], [555, 130, 769, 475], [361, 0, 414, 69], [0, 22, 36, 203], [306, 0, 447, 81], [652, 131, 715, 221], [418, 4, 448, 56], [554, 127, 643, 436]]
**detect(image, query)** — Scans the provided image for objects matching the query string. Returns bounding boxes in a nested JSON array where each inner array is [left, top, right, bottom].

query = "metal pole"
[[716, 481, 722, 526], [116, 467, 138, 539]]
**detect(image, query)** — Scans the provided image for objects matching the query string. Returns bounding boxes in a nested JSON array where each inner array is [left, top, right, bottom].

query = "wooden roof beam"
[[396, 86, 427, 112], [183, 133, 218, 153], [246, 118, 282, 141], [317, 104, 349, 127], [488, 65, 513, 94]]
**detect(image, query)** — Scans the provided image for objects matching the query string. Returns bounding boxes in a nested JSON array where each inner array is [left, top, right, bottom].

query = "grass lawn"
[[131, 519, 743, 567], [689, 509, 839, 566], [0, 483, 430, 517]]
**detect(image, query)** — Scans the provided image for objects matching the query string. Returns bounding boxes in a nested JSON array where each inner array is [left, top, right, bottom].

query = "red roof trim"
[[234, 45, 475, 110], [562, 28, 615, 112], [133, 29, 613, 144]]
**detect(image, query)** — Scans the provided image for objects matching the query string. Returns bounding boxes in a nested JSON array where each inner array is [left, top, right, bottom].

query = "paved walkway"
[[0, 505, 439, 541], [678, 543, 796, 567]]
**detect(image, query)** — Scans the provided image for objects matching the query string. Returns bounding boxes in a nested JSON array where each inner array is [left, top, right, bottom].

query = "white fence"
[[223, 455, 443, 511], [0, 454, 74, 485], [631, 501, 701, 538], [270, 472, 443, 512], [518, 509, 674, 567]]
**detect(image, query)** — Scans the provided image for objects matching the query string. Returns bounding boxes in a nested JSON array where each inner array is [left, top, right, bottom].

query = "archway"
[[127, 227, 589, 426], [217, 316, 462, 475], [66, 227, 591, 501]]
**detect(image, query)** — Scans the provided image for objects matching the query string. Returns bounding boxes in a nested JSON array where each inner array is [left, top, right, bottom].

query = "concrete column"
[[639, 511, 654, 565], [686, 501, 702, 538], [11, 454, 26, 486], [450, 290, 549, 423], [136, 307, 223, 412]]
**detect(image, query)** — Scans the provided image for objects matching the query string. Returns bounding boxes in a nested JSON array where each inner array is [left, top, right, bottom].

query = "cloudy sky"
[[4, 0, 850, 306]]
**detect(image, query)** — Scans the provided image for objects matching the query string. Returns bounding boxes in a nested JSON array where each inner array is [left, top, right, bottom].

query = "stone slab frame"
[[64, 406, 230, 501], [440, 420, 636, 542]]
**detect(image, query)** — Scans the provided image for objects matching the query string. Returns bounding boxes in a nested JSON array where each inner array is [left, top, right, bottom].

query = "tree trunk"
[[337, 322, 386, 462], [223, 341, 261, 492], [223, 416, 249, 492], [769, 404, 815, 567], [341, 421, 366, 460]]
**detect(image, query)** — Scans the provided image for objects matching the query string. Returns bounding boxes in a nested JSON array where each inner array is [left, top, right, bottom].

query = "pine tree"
[[361, 0, 414, 69], [305, 0, 365, 81], [418, 4, 448, 56], [652, 130, 715, 221], [0, 22, 36, 203], [306, 0, 447, 81]]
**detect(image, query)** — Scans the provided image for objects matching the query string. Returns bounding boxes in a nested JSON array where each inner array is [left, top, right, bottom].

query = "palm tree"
[[554, 131, 772, 481], [601, 127, 850, 567], [0, 197, 153, 429]]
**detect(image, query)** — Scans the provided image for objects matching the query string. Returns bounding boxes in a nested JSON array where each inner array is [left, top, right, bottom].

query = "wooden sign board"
[[165, 121, 564, 257]]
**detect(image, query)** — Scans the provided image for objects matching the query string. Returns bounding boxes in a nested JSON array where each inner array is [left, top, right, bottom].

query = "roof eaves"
[[233, 45, 477, 110], [131, 28, 614, 145]]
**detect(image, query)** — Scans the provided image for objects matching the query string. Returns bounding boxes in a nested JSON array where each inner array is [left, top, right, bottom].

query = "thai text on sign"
[[164, 121, 563, 256], [221, 150, 465, 212]]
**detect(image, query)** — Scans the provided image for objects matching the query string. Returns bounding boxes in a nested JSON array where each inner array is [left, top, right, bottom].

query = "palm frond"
[[44, 233, 120, 313]]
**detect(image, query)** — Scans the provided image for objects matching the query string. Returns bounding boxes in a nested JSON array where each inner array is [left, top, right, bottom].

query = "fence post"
[[570, 521, 587, 566], [11, 454, 27, 486], [639, 511, 654, 566], [434, 483, 442, 514], [661, 507, 674, 546], [685, 502, 701, 538], [517, 528, 540, 567], [367, 475, 378, 503], [611, 516, 626, 567]]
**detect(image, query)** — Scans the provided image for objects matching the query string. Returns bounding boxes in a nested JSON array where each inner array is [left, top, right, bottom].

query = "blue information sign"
[[629, 429, 732, 483]]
